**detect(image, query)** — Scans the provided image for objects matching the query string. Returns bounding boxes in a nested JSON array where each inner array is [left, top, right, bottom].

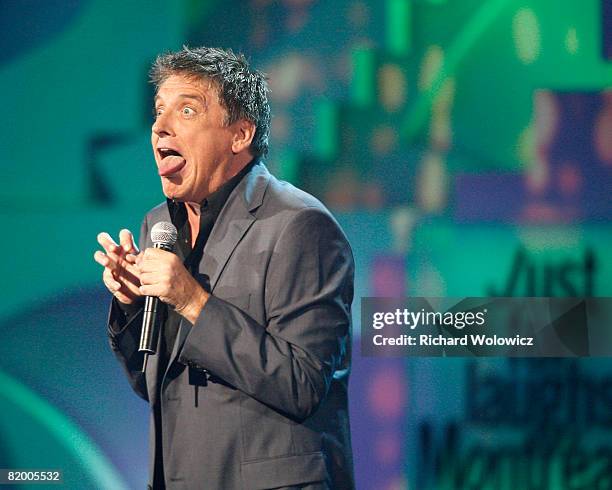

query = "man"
[[94, 47, 355, 489]]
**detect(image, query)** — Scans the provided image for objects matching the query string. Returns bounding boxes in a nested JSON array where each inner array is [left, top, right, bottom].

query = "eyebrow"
[[154, 93, 207, 105]]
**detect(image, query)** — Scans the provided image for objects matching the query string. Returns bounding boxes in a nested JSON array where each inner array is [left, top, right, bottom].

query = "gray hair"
[[150, 46, 271, 158]]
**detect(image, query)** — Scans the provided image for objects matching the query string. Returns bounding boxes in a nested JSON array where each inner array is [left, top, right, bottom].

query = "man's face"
[[151, 74, 235, 203]]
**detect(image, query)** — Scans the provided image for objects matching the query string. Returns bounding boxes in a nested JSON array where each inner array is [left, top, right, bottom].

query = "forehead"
[[155, 74, 219, 102]]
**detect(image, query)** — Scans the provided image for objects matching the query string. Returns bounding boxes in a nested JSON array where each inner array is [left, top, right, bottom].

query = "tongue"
[[158, 156, 186, 177]]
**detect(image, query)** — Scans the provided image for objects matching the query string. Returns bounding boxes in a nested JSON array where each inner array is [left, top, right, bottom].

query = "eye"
[[153, 107, 164, 119], [182, 106, 196, 117]]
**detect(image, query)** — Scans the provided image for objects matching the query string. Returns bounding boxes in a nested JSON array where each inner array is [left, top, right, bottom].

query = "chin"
[[161, 186, 183, 201], [161, 176, 192, 201]]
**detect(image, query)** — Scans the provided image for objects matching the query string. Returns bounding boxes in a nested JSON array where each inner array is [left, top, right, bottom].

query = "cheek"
[[151, 133, 158, 154], [187, 140, 209, 169]]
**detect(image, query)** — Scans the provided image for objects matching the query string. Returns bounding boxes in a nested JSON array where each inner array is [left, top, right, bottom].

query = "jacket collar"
[[238, 158, 270, 214]]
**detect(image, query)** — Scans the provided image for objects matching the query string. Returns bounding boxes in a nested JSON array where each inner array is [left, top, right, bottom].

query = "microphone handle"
[[139, 295, 160, 354], [138, 242, 172, 371]]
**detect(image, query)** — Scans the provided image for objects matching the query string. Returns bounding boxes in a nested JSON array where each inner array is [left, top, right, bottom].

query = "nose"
[[152, 110, 174, 137]]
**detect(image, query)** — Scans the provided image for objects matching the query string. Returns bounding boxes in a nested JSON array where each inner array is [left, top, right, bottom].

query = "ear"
[[231, 119, 256, 154]]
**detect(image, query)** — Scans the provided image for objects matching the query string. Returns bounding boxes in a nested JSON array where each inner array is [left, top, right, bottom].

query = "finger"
[[143, 247, 175, 260], [135, 252, 143, 265], [116, 256, 142, 277], [102, 269, 121, 291], [118, 278, 142, 298], [142, 247, 158, 261], [111, 264, 141, 287], [119, 229, 139, 254], [100, 252, 141, 290], [139, 284, 163, 297], [114, 290, 136, 304], [125, 253, 140, 264], [97, 232, 120, 255], [139, 248, 177, 273], [106, 278, 122, 292], [139, 271, 166, 286], [95, 250, 124, 274], [138, 257, 175, 275], [138, 252, 160, 273], [96, 242, 141, 279], [137, 259, 156, 274], [94, 251, 110, 268], [104, 268, 141, 300], [139, 271, 151, 285]]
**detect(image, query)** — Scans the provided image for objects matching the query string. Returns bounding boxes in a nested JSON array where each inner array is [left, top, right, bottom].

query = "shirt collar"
[[199, 157, 257, 213]]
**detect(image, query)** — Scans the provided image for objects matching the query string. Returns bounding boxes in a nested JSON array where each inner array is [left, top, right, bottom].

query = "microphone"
[[139, 221, 178, 372]]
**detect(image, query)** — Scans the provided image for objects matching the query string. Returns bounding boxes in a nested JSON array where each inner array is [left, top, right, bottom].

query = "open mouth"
[[157, 147, 186, 177]]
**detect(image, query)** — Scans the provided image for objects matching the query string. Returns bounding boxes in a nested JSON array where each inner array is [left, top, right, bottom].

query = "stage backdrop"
[[1, 1, 611, 488]]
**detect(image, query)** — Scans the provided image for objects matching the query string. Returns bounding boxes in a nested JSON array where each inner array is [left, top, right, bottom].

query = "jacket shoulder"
[[263, 175, 332, 217], [260, 175, 351, 250]]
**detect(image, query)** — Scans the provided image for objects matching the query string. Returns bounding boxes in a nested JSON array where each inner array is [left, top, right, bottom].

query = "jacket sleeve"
[[178, 207, 354, 421], [107, 216, 148, 401]]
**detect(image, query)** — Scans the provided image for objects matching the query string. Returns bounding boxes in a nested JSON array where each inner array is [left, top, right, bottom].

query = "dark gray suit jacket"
[[108, 161, 355, 489]]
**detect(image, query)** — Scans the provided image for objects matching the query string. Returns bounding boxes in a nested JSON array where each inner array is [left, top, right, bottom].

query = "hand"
[[94, 229, 142, 305], [137, 247, 209, 323]]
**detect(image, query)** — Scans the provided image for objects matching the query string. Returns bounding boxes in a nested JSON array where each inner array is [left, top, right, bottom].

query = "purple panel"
[[454, 173, 526, 222], [349, 254, 408, 488], [350, 353, 408, 490], [454, 90, 612, 224], [540, 91, 612, 221], [371, 255, 407, 296]]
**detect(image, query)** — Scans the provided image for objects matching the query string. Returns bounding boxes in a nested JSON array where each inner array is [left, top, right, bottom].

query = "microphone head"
[[150, 221, 178, 248]]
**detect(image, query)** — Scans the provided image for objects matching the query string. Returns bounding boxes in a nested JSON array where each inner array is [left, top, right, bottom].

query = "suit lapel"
[[201, 161, 270, 290], [165, 161, 271, 379]]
